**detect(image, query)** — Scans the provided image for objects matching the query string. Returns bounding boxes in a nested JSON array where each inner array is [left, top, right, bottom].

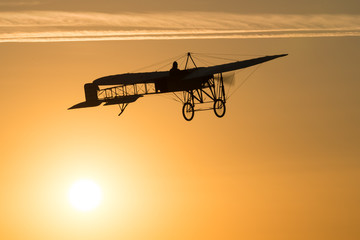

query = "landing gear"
[[214, 99, 226, 118], [212, 72, 226, 118], [179, 72, 227, 121], [182, 102, 194, 121], [176, 54, 227, 121]]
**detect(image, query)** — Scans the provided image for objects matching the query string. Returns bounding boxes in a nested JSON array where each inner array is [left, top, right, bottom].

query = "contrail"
[[0, 1, 41, 7], [0, 11, 359, 42]]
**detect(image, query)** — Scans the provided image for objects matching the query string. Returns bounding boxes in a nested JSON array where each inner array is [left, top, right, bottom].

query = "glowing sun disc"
[[68, 179, 102, 211]]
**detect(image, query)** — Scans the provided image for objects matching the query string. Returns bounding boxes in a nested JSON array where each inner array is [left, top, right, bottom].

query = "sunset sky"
[[1, 0, 359, 240]]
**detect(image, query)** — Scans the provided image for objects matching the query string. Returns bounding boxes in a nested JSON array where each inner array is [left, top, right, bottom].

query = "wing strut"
[[184, 52, 198, 70]]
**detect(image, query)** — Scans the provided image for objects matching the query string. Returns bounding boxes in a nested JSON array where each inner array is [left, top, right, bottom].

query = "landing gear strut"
[[179, 72, 226, 121]]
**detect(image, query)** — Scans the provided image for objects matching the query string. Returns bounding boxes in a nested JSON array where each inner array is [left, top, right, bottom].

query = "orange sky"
[[1, 1, 360, 240]]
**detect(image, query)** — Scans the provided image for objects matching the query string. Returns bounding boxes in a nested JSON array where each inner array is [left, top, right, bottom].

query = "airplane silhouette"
[[69, 52, 287, 121]]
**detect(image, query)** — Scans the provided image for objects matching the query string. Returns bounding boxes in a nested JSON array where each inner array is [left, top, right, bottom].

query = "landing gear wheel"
[[182, 102, 194, 121], [214, 99, 226, 118]]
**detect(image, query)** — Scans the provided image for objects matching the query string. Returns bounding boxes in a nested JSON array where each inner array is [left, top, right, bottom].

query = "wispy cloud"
[[0, 1, 41, 7], [0, 11, 359, 42]]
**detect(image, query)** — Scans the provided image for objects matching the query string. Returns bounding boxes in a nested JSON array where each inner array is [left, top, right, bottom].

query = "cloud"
[[0, 11, 359, 42], [0, 1, 41, 7]]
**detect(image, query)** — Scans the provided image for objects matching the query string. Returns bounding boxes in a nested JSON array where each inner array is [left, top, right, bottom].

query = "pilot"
[[170, 61, 181, 75]]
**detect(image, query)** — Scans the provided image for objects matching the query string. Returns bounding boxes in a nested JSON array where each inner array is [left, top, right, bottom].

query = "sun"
[[68, 179, 103, 211]]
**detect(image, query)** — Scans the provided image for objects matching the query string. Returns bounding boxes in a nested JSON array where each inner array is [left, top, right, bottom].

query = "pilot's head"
[[172, 61, 178, 69]]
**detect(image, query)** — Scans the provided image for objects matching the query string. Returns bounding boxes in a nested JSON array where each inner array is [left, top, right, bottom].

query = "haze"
[[1, 0, 359, 240]]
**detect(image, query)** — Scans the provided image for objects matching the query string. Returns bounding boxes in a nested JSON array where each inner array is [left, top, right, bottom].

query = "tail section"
[[68, 83, 102, 110], [84, 83, 99, 102]]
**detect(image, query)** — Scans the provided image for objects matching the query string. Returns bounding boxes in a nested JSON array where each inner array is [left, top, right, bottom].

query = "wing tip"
[[268, 53, 288, 58]]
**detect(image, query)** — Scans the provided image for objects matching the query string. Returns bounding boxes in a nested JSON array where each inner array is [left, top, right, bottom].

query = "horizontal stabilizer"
[[104, 95, 142, 106], [68, 100, 102, 110]]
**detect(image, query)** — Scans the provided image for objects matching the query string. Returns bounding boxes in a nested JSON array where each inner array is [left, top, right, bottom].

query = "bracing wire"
[[177, 56, 187, 70], [197, 54, 240, 62], [192, 55, 213, 67], [172, 92, 184, 103], [226, 65, 261, 101], [130, 53, 186, 73], [193, 52, 262, 57], [131, 52, 262, 105], [188, 53, 264, 102], [154, 54, 186, 71], [192, 52, 262, 62]]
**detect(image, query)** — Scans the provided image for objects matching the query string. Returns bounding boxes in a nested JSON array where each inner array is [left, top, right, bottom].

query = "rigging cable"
[[130, 53, 186, 73], [226, 65, 261, 101]]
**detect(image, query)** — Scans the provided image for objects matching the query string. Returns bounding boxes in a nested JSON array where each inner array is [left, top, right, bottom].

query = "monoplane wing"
[[93, 71, 169, 86], [183, 54, 288, 80]]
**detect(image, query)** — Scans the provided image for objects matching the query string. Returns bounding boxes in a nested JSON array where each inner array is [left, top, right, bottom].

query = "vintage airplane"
[[69, 52, 287, 121]]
